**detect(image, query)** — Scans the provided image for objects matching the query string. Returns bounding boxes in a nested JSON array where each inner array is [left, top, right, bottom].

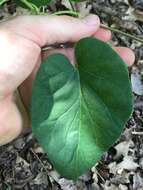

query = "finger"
[[2, 14, 100, 46], [19, 56, 41, 108], [42, 46, 135, 67], [94, 28, 112, 42], [42, 28, 112, 59], [0, 31, 41, 98], [42, 28, 112, 60], [115, 47, 135, 66], [0, 94, 22, 145]]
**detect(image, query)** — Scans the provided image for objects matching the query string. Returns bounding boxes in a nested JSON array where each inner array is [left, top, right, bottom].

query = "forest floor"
[[0, 0, 143, 190]]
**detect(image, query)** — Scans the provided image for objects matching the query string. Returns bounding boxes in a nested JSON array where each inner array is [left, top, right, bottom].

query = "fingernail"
[[83, 14, 100, 26]]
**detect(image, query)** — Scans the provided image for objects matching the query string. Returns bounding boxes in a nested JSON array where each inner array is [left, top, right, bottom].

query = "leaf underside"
[[30, 37, 133, 180]]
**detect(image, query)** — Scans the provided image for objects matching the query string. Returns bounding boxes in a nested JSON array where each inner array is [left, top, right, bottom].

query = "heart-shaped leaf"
[[30, 37, 132, 180]]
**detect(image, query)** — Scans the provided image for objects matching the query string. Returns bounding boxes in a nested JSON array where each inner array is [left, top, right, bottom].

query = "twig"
[[30, 148, 53, 188], [68, 0, 76, 12], [132, 131, 143, 135], [101, 24, 143, 44], [30, 148, 50, 173], [51, 10, 79, 17], [30, 148, 62, 188], [95, 168, 105, 183]]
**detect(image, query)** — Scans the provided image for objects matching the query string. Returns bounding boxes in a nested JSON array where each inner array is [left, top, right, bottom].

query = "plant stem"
[[69, 0, 76, 12], [20, 0, 39, 14], [0, 0, 7, 6], [51, 10, 79, 17], [101, 24, 143, 44]]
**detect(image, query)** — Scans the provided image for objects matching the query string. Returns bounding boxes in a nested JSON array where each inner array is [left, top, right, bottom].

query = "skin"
[[0, 15, 135, 145]]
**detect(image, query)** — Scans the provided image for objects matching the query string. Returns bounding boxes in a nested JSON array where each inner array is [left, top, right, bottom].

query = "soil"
[[0, 0, 143, 190]]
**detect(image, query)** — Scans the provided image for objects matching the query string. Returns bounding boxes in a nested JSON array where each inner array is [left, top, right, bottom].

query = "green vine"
[[101, 24, 143, 44], [0, 0, 7, 6], [51, 10, 79, 17], [68, 0, 76, 13], [20, 0, 40, 14]]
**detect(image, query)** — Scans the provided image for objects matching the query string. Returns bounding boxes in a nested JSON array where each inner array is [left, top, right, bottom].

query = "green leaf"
[[30, 37, 133, 180], [27, 0, 51, 6], [14, 0, 51, 8]]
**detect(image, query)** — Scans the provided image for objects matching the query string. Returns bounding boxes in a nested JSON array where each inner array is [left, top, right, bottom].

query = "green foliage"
[[0, 0, 7, 6], [14, 0, 51, 8], [26, 0, 51, 6], [30, 37, 133, 179], [13, 0, 86, 11]]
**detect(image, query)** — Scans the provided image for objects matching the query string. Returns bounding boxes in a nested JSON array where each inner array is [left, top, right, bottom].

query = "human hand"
[[0, 15, 135, 145]]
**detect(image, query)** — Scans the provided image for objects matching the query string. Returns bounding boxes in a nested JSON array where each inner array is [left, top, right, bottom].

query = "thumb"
[[2, 14, 100, 46]]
